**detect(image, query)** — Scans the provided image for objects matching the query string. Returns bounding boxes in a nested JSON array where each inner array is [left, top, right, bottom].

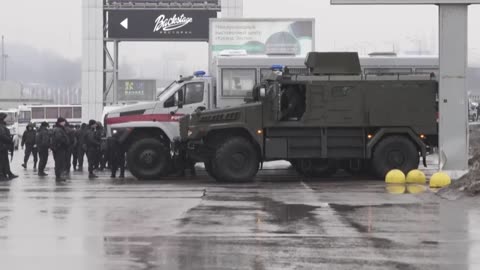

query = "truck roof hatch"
[[305, 52, 361, 75]]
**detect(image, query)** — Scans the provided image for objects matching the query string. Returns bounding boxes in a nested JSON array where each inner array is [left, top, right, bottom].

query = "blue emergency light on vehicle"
[[271, 65, 284, 71], [194, 71, 206, 77]]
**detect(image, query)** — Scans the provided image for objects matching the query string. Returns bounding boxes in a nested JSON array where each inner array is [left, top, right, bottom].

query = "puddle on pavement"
[[385, 184, 428, 195]]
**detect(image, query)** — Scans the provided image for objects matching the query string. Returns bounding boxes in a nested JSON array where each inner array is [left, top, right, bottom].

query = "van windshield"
[[157, 81, 178, 100], [157, 82, 183, 102]]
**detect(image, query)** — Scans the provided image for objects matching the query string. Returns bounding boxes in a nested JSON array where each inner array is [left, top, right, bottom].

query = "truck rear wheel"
[[127, 138, 171, 180], [372, 136, 419, 179], [212, 137, 259, 182], [293, 159, 338, 178]]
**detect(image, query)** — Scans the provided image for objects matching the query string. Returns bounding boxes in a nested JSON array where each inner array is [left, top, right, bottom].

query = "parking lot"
[[0, 156, 478, 270]]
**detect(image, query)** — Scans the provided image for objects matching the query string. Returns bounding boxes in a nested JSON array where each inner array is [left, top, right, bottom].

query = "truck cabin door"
[[163, 82, 208, 116]]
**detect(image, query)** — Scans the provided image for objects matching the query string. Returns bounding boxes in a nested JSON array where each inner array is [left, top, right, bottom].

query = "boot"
[[89, 173, 98, 179], [21, 163, 26, 169], [8, 174, 18, 180], [33, 162, 37, 170], [38, 171, 48, 177], [56, 177, 66, 182], [110, 173, 116, 178]]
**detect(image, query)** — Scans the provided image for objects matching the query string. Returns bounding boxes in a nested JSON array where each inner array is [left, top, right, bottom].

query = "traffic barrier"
[[406, 170, 427, 184], [429, 172, 452, 188], [385, 169, 406, 184]]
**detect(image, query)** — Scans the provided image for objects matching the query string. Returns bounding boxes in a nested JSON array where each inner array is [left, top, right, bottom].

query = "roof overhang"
[[331, 0, 480, 4]]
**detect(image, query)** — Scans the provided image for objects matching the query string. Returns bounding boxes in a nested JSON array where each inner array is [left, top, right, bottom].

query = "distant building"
[[0, 81, 53, 109]]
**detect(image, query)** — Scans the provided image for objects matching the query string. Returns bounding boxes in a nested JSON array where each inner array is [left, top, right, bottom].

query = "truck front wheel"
[[127, 138, 171, 180], [204, 161, 219, 181], [371, 136, 419, 179], [212, 137, 259, 182]]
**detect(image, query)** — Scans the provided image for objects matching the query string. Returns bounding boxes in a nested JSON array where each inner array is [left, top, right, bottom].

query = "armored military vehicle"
[[177, 52, 438, 182]]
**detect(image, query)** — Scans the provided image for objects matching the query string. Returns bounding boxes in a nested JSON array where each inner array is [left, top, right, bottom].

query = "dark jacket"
[[35, 126, 50, 149], [52, 124, 69, 151], [86, 127, 101, 150], [76, 127, 87, 149], [0, 120, 13, 151], [65, 126, 77, 150], [22, 124, 37, 147]]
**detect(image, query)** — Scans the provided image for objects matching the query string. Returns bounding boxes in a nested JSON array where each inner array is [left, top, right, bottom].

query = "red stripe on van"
[[106, 114, 184, 125]]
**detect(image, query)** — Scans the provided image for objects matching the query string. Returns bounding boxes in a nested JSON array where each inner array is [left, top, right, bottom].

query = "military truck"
[[177, 52, 439, 182]]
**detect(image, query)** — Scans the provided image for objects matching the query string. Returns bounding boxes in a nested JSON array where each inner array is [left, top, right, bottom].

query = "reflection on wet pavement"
[[0, 157, 479, 269]]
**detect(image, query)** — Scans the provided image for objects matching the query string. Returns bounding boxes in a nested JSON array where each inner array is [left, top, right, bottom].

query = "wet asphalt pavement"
[[0, 154, 479, 270]]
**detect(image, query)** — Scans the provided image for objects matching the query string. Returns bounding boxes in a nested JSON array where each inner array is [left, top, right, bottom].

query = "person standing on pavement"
[[64, 122, 76, 173], [0, 113, 18, 180], [86, 120, 101, 179], [21, 123, 38, 170], [76, 123, 87, 171], [96, 122, 107, 170], [107, 130, 126, 178], [52, 117, 69, 182], [35, 121, 50, 177], [71, 124, 80, 170]]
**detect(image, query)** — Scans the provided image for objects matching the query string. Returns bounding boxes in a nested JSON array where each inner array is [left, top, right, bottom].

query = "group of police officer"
[[0, 113, 126, 182]]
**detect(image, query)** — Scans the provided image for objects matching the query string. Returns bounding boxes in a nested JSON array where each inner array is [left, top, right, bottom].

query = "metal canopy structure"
[[331, 0, 479, 178], [104, 0, 221, 10], [82, 0, 236, 123]]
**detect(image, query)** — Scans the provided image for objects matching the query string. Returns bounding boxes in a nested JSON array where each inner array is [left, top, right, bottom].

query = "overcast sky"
[[1, 0, 479, 74]]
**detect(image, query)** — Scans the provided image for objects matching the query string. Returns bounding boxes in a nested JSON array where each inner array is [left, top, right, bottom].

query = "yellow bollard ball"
[[406, 170, 427, 184], [385, 169, 406, 184], [429, 172, 452, 188]]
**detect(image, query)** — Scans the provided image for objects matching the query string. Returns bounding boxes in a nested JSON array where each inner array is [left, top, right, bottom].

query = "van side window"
[[184, 82, 204, 105], [164, 91, 179, 108]]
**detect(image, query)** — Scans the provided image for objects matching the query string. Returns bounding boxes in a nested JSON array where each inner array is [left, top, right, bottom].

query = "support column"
[[438, 4, 469, 177], [82, 0, 104, 122], [112, 41, 119, 104]]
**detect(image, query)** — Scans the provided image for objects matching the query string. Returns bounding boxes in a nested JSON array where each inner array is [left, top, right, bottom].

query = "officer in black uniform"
[[75, 123, 87, 171], [86, 120, 101, 179], [71, 124, 80, 170], [0, 113, 17, 180], [35, 121, 50, 177], [21, 123, 38, 169], [107, 130, 126, 178], [52, 117, 69, 182], [96, 122, 107, 170], [65, 122, 76, 173]]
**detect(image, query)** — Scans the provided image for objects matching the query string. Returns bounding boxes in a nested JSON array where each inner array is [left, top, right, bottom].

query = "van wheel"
[[127, 138, 171, 180], [294, 159, 338, 178], [372, 136, 419, 179], [212, 137, 259, 182]]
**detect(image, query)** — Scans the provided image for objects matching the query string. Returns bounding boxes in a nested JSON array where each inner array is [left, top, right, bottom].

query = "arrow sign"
[[120, 18, 128, 30]]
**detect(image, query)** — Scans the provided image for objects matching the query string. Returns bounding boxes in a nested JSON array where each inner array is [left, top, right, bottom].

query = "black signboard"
[[108, 10, 217, 40], [118, 80, 156, 102]]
